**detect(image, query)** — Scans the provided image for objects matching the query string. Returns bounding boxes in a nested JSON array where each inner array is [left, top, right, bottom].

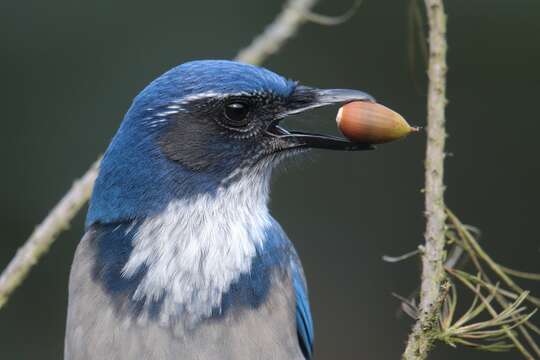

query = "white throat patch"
[[122, 173, 272, 324]]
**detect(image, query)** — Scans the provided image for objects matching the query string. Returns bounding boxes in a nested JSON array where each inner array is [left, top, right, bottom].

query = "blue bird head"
[[87, 60, 373, 226]]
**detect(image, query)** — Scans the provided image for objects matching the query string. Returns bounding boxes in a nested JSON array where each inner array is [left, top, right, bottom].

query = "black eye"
[[224, 102, 250, 127]]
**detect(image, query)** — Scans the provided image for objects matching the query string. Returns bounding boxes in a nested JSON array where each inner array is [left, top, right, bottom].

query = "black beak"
[[267, 86, 376, 151]]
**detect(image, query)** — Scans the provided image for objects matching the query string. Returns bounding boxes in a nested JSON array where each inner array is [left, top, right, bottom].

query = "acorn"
[[336, 101, 418, 144]]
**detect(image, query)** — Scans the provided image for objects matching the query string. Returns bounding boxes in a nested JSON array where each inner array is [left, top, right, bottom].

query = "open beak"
[[267, 86, 376, 151]]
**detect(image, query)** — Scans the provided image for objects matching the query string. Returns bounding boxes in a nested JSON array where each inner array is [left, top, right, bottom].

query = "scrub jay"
[[65, 60, 374, 360]]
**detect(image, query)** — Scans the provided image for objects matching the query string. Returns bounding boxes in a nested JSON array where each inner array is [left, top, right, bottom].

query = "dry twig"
[[0, 160, 100, 308], [402, 0, 448, 359]]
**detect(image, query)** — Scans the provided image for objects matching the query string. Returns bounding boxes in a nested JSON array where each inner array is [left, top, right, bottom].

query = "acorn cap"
[[336, 101, 418, 144]]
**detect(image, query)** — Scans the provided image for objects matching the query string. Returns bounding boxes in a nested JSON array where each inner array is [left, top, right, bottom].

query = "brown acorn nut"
[[336, 101, 418, 144]]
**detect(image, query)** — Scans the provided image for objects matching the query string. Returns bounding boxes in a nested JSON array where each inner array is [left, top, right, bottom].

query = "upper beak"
[[268, 86, 376, 151]]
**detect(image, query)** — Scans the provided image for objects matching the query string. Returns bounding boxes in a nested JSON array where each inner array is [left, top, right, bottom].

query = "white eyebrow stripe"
[[156, 110, 179, 116], [172, 91, 224, 104], [172, 90, 260, 105]]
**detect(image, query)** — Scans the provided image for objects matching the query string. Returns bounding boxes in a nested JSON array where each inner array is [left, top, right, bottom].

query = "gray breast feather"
[[64, 231, 306, 360]]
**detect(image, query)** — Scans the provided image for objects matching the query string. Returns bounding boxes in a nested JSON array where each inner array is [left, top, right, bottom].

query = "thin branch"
[[302, 0, 362, 26], [402, 1, 448, 359], [383, 248, 421, 263], [235, 0, 318, 64], [0, 0, 320, 310], [0, 159, 100, 308]]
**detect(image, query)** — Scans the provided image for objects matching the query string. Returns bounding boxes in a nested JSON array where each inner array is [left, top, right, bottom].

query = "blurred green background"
[[1, 0, 539, 358]]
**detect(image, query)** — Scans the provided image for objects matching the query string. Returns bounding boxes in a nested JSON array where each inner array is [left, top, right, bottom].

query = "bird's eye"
[[224, 102, 250, 127]]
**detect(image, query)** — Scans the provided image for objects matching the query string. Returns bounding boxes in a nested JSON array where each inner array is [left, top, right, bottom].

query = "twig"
[[235, 0, 318, 64], [383, 248, 421, 263], [402, 1, 448, 359], [0, 159, 100, 308], [302, 0, 362, 26], [0, 0, 320, 310]]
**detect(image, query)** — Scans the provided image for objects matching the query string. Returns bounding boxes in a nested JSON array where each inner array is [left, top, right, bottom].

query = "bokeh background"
[[1, 0, 539, 358]]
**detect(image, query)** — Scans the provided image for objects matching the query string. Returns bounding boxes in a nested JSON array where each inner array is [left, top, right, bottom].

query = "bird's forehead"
[[136, 60, 296, 107]]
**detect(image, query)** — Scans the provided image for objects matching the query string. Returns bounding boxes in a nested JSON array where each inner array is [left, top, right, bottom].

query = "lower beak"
[[268, 87, 376, 151]]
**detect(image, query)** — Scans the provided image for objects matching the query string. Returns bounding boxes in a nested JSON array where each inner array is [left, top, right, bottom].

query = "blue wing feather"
[[292, 266, 314, 359]]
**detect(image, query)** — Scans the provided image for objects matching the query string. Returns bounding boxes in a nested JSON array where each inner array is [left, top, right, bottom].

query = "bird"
[[64, 60, 374, 360]]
